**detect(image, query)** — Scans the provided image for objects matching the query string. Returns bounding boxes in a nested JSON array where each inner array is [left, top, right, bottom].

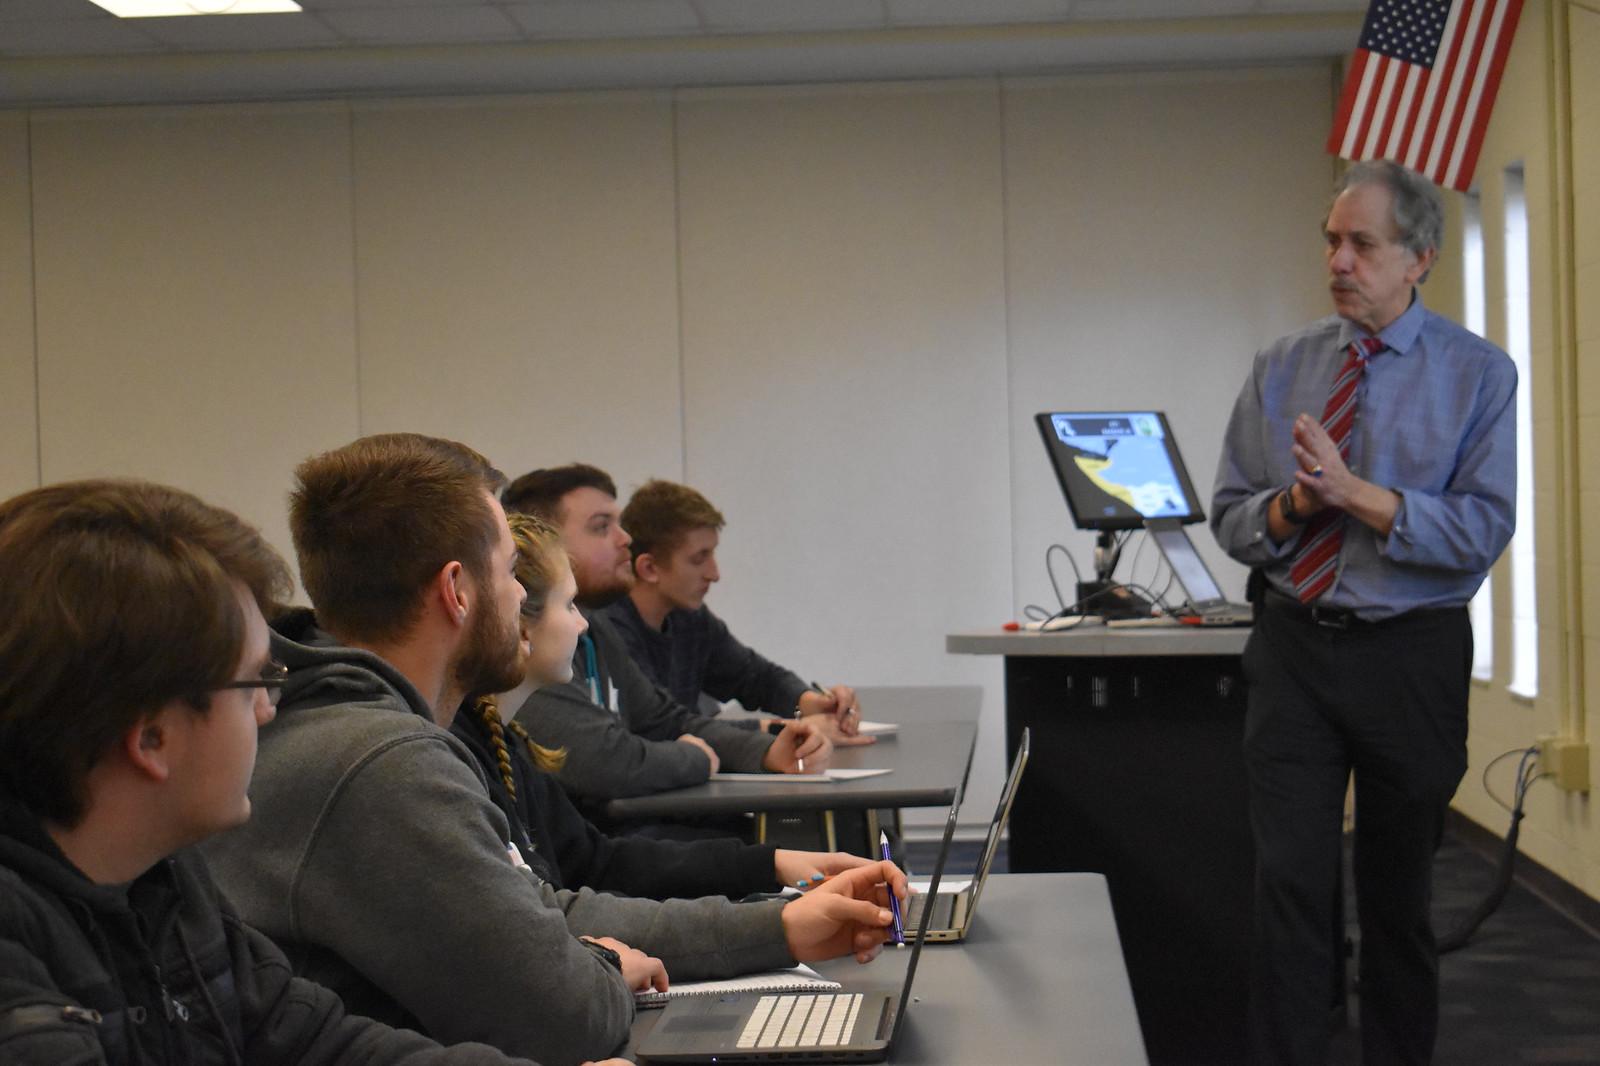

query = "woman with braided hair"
[[451, 511, 870, 899]]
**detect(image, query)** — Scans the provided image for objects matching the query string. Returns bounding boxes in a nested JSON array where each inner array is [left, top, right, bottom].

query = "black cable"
[[1023, 543, 1087, 622], [1436, 746, 1541, 954], [1479, 746, 1531, 814]]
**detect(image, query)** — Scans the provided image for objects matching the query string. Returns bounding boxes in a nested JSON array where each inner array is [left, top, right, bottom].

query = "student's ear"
[[122, 709, 176, 783], [432, 560, 470, 629], [633, 551, 660, 586]]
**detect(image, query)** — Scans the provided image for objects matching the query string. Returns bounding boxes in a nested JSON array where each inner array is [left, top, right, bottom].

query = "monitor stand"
[[1076, 530, 1155, 620]]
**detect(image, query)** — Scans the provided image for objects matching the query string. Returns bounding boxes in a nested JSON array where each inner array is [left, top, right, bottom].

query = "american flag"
[[1327, 0, 1526, 192]]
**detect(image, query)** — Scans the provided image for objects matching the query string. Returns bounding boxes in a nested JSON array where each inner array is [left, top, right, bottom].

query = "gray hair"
[[1330, 160, 1444, 275]]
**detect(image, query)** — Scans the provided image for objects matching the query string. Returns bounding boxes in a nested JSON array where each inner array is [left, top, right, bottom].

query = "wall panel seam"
[[26, 110, 41, 488], [346, 103, 364, 439], [671, 92, 689, 483], [997, 75, 1019, 618]]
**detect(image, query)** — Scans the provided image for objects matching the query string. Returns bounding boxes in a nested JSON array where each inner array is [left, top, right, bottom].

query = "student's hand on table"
[[798, 685, 862, 736], [780, 860, 909, 964], [582, 936, 668, 994], [582, 1060, 632, 1066], [763, 719, 832, 773], [676, 733, 720, 774], [809, 712, 876, 747], [773, 849, 875, 890]]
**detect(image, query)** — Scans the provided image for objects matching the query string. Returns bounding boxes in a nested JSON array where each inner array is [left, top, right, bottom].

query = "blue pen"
[[879, 831, 905, 946]]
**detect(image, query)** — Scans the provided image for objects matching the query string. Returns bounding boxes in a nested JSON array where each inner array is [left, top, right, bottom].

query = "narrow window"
[[1504, 163, 1536, 698], [1462, 191, 1493, 681]]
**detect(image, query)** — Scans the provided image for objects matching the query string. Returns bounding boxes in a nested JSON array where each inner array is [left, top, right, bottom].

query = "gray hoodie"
[[202, 610, 794, 1066]]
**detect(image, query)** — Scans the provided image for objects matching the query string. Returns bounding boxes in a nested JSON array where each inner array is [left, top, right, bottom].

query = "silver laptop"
[[1147, 521, 1254, 626], [634, 786, 961, 1064], [904, 728, 1028, 943]]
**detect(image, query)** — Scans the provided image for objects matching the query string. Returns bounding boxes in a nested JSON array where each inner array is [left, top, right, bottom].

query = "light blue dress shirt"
[[1210, 294, 1517, 621]]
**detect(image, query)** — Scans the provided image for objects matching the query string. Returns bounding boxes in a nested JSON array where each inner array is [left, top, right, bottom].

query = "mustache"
[[1330, 279, 1359, 292]]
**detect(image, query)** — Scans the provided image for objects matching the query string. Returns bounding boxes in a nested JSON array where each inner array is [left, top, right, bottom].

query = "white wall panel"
[[1003, 68, 1333, 611], [675, 81, 1013, 823], [351, 94, 682, 490], [0, 114, 38, 501], [29, 105, 360, 578]]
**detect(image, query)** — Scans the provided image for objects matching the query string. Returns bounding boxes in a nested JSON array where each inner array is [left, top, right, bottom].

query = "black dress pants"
[[1243, 599, 1470, 1066]]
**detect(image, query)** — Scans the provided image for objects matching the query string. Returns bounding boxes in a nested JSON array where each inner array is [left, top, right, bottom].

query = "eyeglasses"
[[213, 660, 289, 707]]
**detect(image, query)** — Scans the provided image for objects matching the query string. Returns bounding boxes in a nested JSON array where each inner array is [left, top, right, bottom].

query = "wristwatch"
[[1278, 488, 1307, 525], [585, 939, 622, 971]]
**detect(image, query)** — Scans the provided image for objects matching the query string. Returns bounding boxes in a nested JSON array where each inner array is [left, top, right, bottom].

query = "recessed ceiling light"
[[89, 0, 303, 16]]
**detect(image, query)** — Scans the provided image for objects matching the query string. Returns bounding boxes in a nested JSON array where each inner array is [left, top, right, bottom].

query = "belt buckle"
[[1309, 605, 1351, 630]]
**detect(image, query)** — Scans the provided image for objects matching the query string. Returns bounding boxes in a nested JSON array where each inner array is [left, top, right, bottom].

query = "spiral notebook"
[[636, 965, 840, 1008]]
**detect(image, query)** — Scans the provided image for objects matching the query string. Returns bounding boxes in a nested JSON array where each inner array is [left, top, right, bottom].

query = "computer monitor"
[[1034, 410, 1206, 531]]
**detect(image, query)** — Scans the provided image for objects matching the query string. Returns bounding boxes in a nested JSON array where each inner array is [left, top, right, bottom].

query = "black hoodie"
[[0, 787, 535, 1065]]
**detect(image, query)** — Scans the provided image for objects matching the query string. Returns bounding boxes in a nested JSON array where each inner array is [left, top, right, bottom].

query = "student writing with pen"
[[591, 476, 871, 745]]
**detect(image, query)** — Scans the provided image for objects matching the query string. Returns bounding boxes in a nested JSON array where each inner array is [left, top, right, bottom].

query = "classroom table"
[[629, 872, 1149, 1065], [602, 719, 978, 822]]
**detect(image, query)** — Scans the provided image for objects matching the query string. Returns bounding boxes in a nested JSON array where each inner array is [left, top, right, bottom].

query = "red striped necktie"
[[1288, 336, 1384, 603]]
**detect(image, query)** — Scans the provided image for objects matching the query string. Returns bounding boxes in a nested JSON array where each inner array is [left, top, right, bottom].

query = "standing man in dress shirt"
[[1211, 160, 1516, 1065]]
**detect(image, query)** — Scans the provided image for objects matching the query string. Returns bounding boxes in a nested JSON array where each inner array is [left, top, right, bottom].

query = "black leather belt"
[[1261, 588, 1447, 631]]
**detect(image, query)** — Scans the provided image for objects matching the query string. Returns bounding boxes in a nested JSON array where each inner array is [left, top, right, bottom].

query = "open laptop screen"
[[1148, 523, 1227, 609]]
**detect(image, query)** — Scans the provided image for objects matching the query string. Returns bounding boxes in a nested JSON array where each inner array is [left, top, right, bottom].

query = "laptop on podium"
[[635, 786, 961, 1063], [1146, 520, 1254, 626]]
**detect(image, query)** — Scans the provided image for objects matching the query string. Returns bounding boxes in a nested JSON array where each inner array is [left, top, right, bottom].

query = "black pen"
[[811, 680, 858, 727]]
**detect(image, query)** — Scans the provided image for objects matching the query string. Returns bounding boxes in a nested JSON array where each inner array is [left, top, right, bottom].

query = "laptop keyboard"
[[904, 891, 956, 932], [737, 993, 863, 1049]]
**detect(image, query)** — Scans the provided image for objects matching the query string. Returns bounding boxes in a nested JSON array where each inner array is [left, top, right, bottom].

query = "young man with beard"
[[500, 464, 830, 810], [202, 435, 906, 1066], [0, 479, 546, 1066]]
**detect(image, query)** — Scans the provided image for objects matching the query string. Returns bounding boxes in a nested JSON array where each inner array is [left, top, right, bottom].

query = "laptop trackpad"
[[663, 1012, 744, 1033]]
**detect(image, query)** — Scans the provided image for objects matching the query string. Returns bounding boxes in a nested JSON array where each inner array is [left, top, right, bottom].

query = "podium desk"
[[948, 626, 1251, 1066], [630, 873, 1148, 1065]]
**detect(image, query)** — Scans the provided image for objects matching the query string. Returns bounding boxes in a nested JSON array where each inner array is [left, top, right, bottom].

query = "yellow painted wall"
[[1456, 0, 1599, 901]]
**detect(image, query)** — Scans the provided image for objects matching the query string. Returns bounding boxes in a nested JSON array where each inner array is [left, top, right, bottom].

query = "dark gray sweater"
[[202, 611, 793, 1066], [514, 609, 776, 805]]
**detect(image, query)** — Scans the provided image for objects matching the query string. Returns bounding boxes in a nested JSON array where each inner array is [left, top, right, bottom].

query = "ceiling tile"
[[885, 0, 1074, 27], [504, 1, 702, 39], [133, 11, 344, 48], [1255, 0, 1367, 11], [319, 5, 521, 44], [0, 18, 162, 56], [1072, 0, 1258, 19], [694, 0, 887, 34]]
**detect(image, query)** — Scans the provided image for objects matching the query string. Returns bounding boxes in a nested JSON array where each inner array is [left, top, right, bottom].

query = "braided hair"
[[475, 508, 580, 802], [473, 693, 564, 802]]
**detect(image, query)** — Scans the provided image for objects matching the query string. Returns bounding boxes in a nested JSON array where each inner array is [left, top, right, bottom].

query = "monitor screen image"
[[1034, 410, 1206, 531]]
